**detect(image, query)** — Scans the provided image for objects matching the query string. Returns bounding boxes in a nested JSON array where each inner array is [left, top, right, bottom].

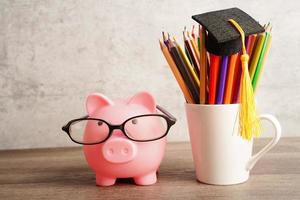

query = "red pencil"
[[247, 34, 257, 58], [231, 54, 242, 103], [208, 54, 221, 104]]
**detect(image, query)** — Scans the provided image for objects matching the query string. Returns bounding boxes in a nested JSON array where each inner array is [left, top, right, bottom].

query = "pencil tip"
[[187, 31, 191, 38], [199, 24, 201, 35], [183, 31, 187, 40], [265, 22, 272, 33], [162, 31, 167, 41]]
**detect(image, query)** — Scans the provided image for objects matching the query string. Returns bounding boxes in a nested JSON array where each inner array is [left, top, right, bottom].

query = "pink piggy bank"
[[82, 92, 176, 186]]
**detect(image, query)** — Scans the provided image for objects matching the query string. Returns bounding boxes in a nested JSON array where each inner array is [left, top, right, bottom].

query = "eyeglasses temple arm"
[[156, 105, 177, 122]]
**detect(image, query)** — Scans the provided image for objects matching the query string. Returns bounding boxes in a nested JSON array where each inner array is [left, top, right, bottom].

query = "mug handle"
[[246, 114, 281, 171]]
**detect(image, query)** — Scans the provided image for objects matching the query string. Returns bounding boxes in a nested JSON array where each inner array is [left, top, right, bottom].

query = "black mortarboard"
[[192, 7, 264, 56]]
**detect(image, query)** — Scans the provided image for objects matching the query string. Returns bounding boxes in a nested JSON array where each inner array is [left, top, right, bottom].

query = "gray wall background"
[[0, 0, 299, 150]]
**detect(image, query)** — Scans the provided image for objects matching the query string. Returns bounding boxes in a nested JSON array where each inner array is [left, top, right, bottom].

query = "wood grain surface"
[[0, 138, 299, 200]]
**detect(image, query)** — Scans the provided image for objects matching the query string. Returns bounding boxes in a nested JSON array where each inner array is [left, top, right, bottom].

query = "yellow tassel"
[[228, 19, 261, 140]]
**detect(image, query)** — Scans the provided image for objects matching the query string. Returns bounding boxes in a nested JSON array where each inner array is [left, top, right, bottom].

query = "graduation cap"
[[192, 7, 264, 56], [192, 8, 264, 140]]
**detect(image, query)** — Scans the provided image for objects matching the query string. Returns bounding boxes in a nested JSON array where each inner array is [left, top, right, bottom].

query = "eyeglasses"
[[62, 105, 176, 145]]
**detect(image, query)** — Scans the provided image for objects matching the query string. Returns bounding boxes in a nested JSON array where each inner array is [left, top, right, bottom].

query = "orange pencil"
[[208, 54, 221, 104], [188, 31, 200, 61], [199, 27, 207, 104], [159, 40, 194, 103], [223, 54, 238, 104]]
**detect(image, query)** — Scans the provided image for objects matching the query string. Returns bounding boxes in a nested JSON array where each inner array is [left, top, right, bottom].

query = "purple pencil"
[[216, 56, 229, 104]]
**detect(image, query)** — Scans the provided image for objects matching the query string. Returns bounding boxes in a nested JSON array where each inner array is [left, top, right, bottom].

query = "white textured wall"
[[0, 0, 299, 150]]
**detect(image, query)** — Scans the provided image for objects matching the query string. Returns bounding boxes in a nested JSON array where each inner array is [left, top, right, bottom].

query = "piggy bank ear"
[[128, 92, 156, 112], [86, 93, 113, 115]]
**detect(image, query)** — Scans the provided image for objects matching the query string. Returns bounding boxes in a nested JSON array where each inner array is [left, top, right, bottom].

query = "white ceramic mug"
[[185, 103, 281, 185]]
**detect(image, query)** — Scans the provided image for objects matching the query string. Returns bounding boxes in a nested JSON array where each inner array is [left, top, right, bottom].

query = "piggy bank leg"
[[134, 172, 157, 185], [96, 174, 116, 186]]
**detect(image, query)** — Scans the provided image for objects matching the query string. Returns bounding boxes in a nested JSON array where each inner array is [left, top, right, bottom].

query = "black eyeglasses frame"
[[62, 105, 176, 145]]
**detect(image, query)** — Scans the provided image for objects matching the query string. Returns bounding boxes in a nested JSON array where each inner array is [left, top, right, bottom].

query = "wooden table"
[[0, 138, 299, 200]]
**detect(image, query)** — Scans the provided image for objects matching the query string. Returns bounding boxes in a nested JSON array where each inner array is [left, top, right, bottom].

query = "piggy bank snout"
[[102, 138, 137, 164]]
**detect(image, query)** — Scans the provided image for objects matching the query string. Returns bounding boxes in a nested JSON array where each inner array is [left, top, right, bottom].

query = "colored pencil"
[[198, 25, 201, 55], [247, 34, 257, 58], [199, 27, 207, 104], [188, 31, 200, 59], [231, 54, 242, 103], [216, 56, 229, 104], [184, 38, 194, 66], [173, 37, 200, 87], [252, 26, 272, 92], [183, 27, 190, 60], [183, 31, 200, 76], [208, 54, 221, 104], [223, 53, 238, 104], [249, 32, 266, 80], [169, 40, 200, 103], [159, 40, 194, 103]]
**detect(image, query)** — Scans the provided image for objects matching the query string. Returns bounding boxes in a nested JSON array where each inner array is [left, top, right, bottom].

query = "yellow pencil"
[[253, 29, 272, 93], [159, 40, 194, 103], [249, 32, 266, 80], [199, 27, 207, 104], [173, 38, 200, 87]]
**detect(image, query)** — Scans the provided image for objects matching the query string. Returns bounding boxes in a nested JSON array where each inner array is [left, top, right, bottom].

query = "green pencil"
[[252, 25, 272, 92]]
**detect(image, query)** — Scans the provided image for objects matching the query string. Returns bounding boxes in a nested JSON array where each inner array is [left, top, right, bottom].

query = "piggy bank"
[[83, 92, 173, 186]]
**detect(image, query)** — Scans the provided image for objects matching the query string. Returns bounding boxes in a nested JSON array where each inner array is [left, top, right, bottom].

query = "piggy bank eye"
[[131, 119, 138, 125], [97, 121, 104, 126]]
